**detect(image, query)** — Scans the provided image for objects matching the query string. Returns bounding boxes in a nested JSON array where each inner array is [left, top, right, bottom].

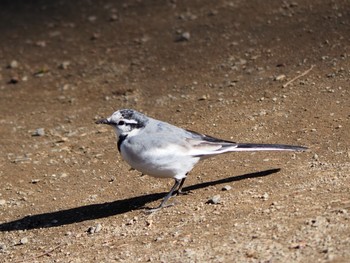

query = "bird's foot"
[[143, 202, 176, 214], [174, 189, 192, 196]]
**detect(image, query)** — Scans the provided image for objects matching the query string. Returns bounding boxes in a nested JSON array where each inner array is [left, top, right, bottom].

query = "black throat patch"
[[117, 134, 128, 152]]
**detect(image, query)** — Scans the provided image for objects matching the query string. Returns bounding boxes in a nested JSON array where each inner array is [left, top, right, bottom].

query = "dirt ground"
[[0, 0, 349, 262]]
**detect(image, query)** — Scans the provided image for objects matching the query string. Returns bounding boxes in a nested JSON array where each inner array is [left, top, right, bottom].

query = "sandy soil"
[[0, 0, 350, 262]]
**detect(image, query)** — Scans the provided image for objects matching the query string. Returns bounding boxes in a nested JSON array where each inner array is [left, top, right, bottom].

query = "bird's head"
[[96, 109, 148, 137]]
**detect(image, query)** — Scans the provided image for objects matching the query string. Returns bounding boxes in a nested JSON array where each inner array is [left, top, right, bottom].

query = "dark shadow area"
[[0, 168, 280, 232], [182, 168, 280, 193]]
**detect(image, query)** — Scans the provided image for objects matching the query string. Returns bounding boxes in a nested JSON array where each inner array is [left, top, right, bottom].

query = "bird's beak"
[[95, 118, 110, 125]]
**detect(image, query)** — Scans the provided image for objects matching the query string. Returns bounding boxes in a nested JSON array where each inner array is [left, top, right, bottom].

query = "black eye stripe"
[[118, 120, 144, 129]]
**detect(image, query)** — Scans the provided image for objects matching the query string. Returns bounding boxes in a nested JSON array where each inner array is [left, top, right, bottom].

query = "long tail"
[[232, 143, 307, 152], [187, 131, 307, 157]]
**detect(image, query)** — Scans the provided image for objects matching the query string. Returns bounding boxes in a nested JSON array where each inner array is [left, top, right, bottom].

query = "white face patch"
[[108, 110, 145, 137], [109, 111, 123, 123]]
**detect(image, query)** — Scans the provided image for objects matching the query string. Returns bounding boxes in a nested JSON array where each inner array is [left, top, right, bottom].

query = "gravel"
[[32, 128, 45, 136], [8, 60, 19, 69], [20, 237, 29, 245], [222, 185, 232, 191], [207, 195, 221, 204], [87, 223, 103, 234], [176, 31, 191, 42]]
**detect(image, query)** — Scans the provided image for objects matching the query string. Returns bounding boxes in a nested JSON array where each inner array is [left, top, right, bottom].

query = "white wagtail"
[[96, 109, 307, 212]]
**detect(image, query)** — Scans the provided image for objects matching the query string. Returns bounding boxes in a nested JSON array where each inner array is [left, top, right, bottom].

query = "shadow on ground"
[[0, 169, 280, 231]]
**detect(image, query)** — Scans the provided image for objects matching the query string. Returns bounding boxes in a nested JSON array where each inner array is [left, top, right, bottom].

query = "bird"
[[96, 109, 307, 212]]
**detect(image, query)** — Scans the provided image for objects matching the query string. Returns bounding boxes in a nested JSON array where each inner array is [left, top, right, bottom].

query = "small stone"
[[94, 223, 102, 233], [9, 76, 19, 84], [87, 223, 102, 234], [9, 60, 19, 68], [274, 74, 286, 81], [35, 41, 46, 47], [208, 10, 218, 16], [199, 95, 208, 100], [261, 192, 269, 200], [207, 195, 221, 204], [0, 199, 6, 205], [0, 243, 6, 250], [146, 219, 153, 227], [32, 128, 45, 136], [176, 31, 190, 42], [246, 249, 257, 258], [290, 241, 307, 249], [91, 33, 100, 40], [20, 237, 29, 245], [31, 179, 40, 184], [87, 226, 95, 234], [61, 84, 70, 91], [60, 173, 68, 178], [88, 16, 97, 22], [13, 156, 31, 163], [222, 185, 232, 191], [109, 14, 118, 21], [59, 61, 70, 70], [181, 32, 190, 40]]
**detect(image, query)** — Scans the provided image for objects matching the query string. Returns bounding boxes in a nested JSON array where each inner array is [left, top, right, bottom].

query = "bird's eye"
[[118, 120, 125, 126]]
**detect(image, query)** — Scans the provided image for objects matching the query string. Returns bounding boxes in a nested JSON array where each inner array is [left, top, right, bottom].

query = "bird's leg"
[[175, 173, 193, 195], [174, 177, 188, 195], [146, 179, 181, 213]]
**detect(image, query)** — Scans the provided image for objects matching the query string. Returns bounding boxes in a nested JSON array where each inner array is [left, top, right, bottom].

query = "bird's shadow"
[[0, 169, 280, 232]]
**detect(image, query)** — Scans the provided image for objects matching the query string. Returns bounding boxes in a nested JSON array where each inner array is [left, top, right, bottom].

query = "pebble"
[[274, 74, 286, 81], [60, 173, 68, 178], [35, 41, 46, 47], [207, 195, 221, 204], [109, 14, 118, 21], [222, 185, 232, 191], [87, 226, 95, 234], [0, 199, 6, 205], [261, 192, 269, 201], [13, 156, 31, 163], [31, 179, 40, 184], [199, 94, 209, 100], [87, 223, 102, 234], [176, 31, 190, 42], [95, 223, 102, 233], [88, 16, 97, 22], [20, 237, 29, 245], [9, 76, 19, 84], [59, 61, 71, 70], [91, 33, 100, 40], [9, 60, 19, 68], [181, 32, 190, 40], [32, 128, 45, 136], [146, 219, 153, 227]]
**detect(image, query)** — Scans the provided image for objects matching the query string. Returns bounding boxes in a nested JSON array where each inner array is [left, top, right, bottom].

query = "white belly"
[[120, 142, 199, 180]]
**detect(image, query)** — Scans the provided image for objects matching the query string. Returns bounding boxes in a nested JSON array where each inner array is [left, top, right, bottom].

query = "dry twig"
[[283, 65, 315, 88]]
